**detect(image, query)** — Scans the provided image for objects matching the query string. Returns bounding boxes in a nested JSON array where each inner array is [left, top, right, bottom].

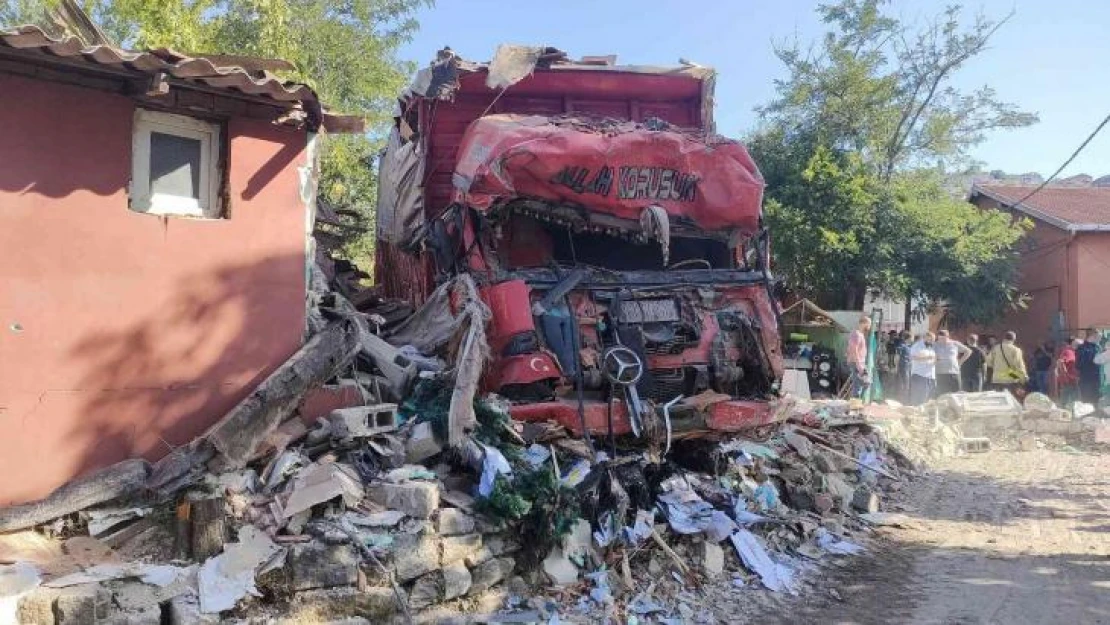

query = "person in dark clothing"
[[960, 334, 987, 393], [885, 330, 900, 371], [896, 331, 913, 400], [1077, 330, 1103, 403], [1032, 342, 1054, 395]]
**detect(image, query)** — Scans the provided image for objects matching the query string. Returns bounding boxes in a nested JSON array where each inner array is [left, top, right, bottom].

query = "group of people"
[[845, 317, 1110, 407]]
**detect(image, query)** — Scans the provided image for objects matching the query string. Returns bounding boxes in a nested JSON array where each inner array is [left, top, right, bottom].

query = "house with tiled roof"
[[968, 184, 1110, 348], [0, 24, 360, 504]]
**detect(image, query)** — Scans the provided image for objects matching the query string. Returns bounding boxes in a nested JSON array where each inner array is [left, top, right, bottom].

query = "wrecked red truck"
[[375, 46, 783, 441]]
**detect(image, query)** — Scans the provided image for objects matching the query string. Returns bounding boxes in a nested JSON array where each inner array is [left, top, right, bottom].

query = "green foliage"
[[752, 0, 1037, 323], [475, 476, 532, 520], [3, 0, 425, 268], [474, 462, 582, 568]]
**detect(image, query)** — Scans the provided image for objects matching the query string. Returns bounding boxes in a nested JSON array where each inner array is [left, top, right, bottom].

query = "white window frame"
[[130, 109, 223, 218]]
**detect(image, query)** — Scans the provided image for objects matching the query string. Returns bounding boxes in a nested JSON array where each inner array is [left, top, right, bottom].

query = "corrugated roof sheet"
[[0, 25, 361, 131], [972, 184, 1110, 232]]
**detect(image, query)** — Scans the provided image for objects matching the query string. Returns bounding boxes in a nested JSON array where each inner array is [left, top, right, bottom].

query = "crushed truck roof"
[[452, 114, 765, 233]]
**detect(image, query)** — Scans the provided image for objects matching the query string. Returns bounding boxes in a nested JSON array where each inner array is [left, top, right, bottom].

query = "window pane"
[[150, 132, 202, 199]]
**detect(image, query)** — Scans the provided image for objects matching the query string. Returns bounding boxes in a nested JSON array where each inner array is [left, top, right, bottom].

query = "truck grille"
[[619, 298, 679, 323], [644, 368, 687, 403], [643, 326, 700, 355]]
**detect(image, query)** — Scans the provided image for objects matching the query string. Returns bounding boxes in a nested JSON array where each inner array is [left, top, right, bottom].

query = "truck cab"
[[376, 47, 782, 438]]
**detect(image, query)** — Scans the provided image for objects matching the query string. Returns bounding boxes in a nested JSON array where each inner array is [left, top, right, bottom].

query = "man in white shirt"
[[909, 332, 937, 406], [934, 329, 972, 396]]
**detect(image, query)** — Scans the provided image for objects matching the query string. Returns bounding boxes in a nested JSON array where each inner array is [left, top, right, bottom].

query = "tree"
[[3, 0, 427, 265], [751, 0, 1036, 325]]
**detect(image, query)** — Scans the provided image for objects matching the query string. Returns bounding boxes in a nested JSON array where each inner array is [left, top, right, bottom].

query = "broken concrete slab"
[[699, 541, 724, 577], [784, 429, 814, 458], [852, 486, 880, 514], [541, 547, 578, 586], [442, 561, 471, 600], [54, 585, 108, 625], [484, 533, 521, 557], [441, 490, 476, 512], [286, 587, 398, 624], [436, 508, 476, 536], [441, 534, 482, 566], [166, 593, 219, 625], [391, 533, 439, 582], [464, 547, 493, 568], [368, 481, 439, 519], [289, 543, 358, 591], [469, 557, 515, 595], [404, 421, 443, 464], [83, 508, 150, 538], [562, 519, 594, 564], [17, 583, 110, 625], [283, 463, 364, 519], [409, 570, 443, 611]]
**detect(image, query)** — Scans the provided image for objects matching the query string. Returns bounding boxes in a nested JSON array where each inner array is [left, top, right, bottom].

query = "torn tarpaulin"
[[730, 530, 796, 594], [656, 484, 715, 535], [478, 444, 513, 498], [385, 275, 491, 447], [815, 528, 864, 556]]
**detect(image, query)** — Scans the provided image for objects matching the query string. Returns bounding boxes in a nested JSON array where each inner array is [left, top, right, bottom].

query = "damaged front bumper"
[[509, 397, 777, 437], [478, 265, 783, 437]]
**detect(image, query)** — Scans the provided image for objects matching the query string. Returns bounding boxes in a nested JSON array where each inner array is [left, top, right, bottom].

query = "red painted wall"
[[1074, 232, 1110, 331], [0, 74, 308, 504]]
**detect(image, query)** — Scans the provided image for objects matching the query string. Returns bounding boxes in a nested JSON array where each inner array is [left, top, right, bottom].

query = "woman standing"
[[1055, 339, 1080, 408]]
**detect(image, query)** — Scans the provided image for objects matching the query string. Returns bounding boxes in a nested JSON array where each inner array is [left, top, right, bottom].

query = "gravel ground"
[[724, 446, 1110, 624]]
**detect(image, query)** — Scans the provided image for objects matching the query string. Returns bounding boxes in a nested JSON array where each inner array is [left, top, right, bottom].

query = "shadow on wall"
[[61, 251, 306, 483]]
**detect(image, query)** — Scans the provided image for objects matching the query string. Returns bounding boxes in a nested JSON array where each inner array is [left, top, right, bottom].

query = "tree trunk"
[[904, 292, 913, 332], [205, 319, 360, 468], [0, 459, 150, 533], [189, 494, 227, 560]]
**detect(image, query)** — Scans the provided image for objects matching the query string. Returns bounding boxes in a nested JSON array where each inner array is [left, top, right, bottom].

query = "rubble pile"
[[911, 391, 1110, 452], [490, 398, 916, 623], [0, 260, 977, 624], [0, 360, 916, 624]]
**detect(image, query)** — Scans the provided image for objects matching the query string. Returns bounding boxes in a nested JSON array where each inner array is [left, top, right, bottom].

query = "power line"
[[1008, 111, 1110, 208]]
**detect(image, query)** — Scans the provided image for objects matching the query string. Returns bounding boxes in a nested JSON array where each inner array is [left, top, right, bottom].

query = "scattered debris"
[[283, 463, 364, 519], [197, 526, 282, 614], [730, 530, 796, 594]]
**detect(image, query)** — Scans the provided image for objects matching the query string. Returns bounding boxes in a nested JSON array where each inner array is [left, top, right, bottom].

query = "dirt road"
[[743, 447, 1110, 624]]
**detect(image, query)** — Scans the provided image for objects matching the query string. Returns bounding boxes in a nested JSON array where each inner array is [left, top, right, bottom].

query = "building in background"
[[968, 184, 1110, 350]]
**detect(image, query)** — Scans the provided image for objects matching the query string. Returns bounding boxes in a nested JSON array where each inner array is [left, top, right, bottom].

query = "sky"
[[398, 0, 1110, 178]]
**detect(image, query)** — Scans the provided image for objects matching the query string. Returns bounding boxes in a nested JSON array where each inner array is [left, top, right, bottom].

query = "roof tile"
[[973, 184, 1110, 230]]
